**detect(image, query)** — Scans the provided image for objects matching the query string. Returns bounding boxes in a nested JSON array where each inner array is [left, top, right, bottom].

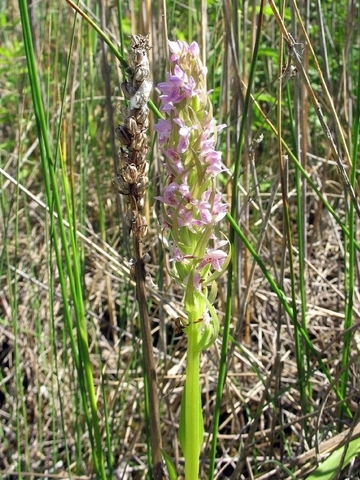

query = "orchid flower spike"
[[156, 39, 230, 350]]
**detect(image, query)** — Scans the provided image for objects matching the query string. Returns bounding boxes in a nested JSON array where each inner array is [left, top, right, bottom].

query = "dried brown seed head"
[[115, 33, 151, 242]]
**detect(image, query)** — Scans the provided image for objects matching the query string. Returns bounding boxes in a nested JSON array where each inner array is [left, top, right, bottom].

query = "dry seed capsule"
[[137, 196, 145, 211], [131, 132, 147, 151], [133, 148, 148, 166], [116, 125, 133, 146], [125, 116, 139, 135], [134, 106, 149, 124], [138, 161, 149, 177], [135, 176, 149, 197], [133, 55, 150, 82], [130, 80, 152, 109], [125, 209, 136, 228], [121, 80, 136, 100], [132, 214, 148, 239], [119, 147, 131, 166], [122, 163, 139, 184], [115, 173, 131, 195]]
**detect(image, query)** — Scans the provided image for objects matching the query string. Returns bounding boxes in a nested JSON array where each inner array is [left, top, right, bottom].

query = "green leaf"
[[162, 450, 178, 480], [197, 291, 220, 352], [306, 438, 360, 480]]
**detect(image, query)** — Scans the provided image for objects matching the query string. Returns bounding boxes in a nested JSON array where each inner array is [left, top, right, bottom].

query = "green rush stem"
[[184, 323, 202, 480]]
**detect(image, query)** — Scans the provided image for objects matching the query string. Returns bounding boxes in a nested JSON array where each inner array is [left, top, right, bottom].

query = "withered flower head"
[[116, 34, 152, 239]]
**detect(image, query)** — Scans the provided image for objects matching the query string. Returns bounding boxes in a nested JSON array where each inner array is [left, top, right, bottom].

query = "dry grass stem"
[[114, 34, 165, 479]]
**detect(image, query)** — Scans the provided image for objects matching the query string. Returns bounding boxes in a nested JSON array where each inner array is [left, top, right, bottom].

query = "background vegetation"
[[1, 0, 360, 479]]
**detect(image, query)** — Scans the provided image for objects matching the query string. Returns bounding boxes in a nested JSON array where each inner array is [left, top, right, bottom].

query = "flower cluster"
[[156, 40, 229, 341], [156, 41, 228, 278], [115, 34, 152, 240]]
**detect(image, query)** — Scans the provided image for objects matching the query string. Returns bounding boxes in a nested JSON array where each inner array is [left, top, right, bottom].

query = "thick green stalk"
[[184, 321, 202, 480]]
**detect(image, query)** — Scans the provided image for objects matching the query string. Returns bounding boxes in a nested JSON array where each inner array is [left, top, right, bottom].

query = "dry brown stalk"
[[115, 34, 165, 480]]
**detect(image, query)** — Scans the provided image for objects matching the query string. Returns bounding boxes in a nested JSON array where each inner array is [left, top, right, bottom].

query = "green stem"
[[184, 322, 202, 480]]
